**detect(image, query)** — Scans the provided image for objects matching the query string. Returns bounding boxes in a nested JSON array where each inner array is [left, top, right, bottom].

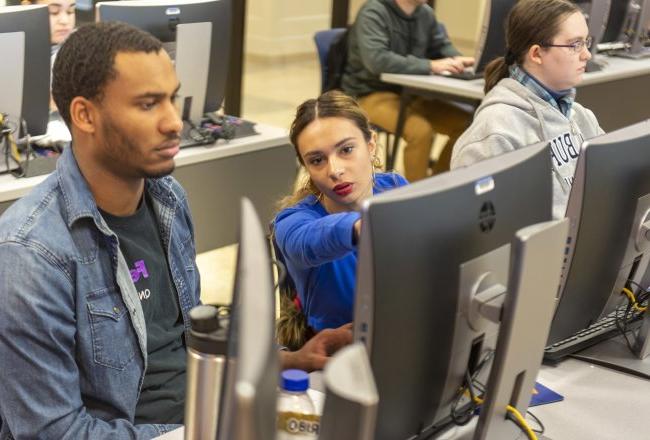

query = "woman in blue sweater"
[[274, 91, 407, 345]]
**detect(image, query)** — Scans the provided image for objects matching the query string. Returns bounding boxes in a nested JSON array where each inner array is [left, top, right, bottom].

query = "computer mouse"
[[439, 70, 452, 76]]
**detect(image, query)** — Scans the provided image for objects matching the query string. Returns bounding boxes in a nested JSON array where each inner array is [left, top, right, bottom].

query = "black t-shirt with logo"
[[101, 194, 186, 424]]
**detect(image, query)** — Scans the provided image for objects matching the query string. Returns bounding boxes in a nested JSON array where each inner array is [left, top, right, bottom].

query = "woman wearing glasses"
[[451, 0, 604, 219]]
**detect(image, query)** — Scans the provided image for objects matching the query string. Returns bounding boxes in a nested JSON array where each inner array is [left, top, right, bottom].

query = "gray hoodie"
[[451, 78, 604, 219]]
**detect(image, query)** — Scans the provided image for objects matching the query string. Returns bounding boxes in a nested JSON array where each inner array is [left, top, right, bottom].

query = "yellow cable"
[[471, 395, 537, 440], [506, 405, 537, 440], [622, 287, 647, 312]]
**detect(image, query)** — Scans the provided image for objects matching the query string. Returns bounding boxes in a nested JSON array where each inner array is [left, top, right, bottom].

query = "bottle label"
[[277, 411, 320, 438]]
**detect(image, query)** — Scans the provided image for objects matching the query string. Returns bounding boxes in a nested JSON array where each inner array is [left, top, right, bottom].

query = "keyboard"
[[543, 306, 643, 362], [447, 69, 483, 80]]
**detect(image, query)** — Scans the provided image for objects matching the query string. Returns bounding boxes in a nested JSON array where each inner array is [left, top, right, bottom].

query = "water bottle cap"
[[189, 305, 220, 333], [280, 369, 309, 392]]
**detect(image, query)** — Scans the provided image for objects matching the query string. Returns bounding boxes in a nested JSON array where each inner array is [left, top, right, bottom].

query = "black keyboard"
[[448, 70, 483, 80], [543, 306, 643, 362]]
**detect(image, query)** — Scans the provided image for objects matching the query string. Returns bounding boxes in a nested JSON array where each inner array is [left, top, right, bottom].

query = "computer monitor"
[[546, 120, 650, 377], [452, 0, 517, 79], [214, 197, 278, 440], [0, 5, 50, 136], [573, 0, 611, 70], [601, 0, 631, 43], [574, 0, 612, 44], [353, 142, 554, 440], [97, 0, 231, 124]]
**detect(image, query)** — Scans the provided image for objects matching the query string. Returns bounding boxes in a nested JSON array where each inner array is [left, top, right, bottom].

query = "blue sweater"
[[274, 173, 408, 331]]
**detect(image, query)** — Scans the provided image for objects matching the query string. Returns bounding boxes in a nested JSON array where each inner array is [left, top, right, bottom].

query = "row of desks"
[[381, 55, 650, 138], [0, 123, 297, 253]]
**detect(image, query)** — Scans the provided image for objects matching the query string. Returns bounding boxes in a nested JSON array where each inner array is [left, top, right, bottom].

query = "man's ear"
[[69, 97, 98, 134], [527, 44, 545, 66]]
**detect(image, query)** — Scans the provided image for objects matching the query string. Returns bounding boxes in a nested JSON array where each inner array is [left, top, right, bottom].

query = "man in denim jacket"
[[0, 22, 355, 439], [0, 23, 198, 438]]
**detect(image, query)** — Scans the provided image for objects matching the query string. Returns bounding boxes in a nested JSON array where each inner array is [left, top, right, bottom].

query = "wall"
[[244, 0, 486, 58], [245, 0, 332, 58], [435, 0, 486, 55]]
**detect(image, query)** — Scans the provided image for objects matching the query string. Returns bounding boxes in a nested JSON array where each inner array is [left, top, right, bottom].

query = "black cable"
[[449, 350, 494, 426], [526, 409, 545, 434]]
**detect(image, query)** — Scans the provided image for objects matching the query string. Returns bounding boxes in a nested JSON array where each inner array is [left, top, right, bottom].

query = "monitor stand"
[[175, 22, 212, 125], [0, 32, 25, 130], [612, 0, 650, 59], [432, 219, 568, 440]]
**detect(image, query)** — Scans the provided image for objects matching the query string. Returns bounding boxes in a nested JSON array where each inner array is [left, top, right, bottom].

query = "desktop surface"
[[156, 359, 650, 440]]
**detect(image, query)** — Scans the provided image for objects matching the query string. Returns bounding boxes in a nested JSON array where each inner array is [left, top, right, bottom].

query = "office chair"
[[268, 223, 312, 351], [313, 28, 396, 170]]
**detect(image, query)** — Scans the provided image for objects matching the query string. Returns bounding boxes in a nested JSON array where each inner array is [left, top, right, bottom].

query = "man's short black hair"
[[52, 21, 163, 128]]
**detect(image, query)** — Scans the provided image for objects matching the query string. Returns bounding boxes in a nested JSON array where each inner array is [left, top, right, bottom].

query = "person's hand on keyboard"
[[430, 56, 475, 75]]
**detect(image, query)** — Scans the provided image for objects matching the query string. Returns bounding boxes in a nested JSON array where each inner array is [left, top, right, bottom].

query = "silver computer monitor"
[[0, 5, 50, 136], [215, 197, 278, 440], [97, 0, 231, 123], [547, 120, 650, 377], [353, 141, 553, 440]]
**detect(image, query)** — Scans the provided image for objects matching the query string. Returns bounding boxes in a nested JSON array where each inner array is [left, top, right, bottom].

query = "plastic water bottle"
[[276, 369, 320, 439]]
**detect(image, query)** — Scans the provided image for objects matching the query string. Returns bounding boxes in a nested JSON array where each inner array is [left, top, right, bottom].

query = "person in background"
[[451, 0, 604, 219], [22, 0, 75, 48], [274, 90, 408, 349], [342, 0, 474, 181]]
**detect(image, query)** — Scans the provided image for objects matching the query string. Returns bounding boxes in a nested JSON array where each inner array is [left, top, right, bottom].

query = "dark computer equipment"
[[473, 218, 567, 440], [97, 0, 232, 147], [214, 198, 278, 440], [320, 342, 379, 440], [353, 142, 554, 440], [0, 5, 50, 137], [544, 120, 650, 379], [573, 0, 612, 71], [615, 0, 650, 57], [599, 0, 650, 57], [448, 0, 517, 80], [601, 0, 632, 43]]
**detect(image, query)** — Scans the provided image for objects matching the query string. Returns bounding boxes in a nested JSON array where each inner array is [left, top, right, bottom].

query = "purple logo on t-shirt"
[[130, 260, 149, 283]]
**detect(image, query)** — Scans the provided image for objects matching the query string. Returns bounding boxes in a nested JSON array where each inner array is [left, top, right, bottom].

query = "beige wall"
[[245, 0, 332, 57], [349, 0, 485, 55], [432, 0, 486, 55], [244, 0, 486, 58]]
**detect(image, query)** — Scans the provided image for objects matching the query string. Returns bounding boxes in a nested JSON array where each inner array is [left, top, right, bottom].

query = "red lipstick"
[[333, 183, 353, 197]]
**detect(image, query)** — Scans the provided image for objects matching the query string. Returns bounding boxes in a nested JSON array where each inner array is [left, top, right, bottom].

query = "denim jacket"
[[0, 147, 200, 439]]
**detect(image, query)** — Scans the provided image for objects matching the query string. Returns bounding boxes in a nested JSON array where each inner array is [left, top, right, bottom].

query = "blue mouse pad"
[[529, 382, 564, 407]]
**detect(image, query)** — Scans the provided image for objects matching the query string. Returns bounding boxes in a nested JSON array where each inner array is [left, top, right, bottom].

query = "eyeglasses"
[[542, 36, 593, 54]]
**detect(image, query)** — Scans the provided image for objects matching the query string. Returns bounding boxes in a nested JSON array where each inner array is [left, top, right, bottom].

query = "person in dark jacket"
[[342, 0, 474, 181]]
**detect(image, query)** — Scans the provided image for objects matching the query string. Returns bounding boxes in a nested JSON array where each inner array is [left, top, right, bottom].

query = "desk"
[[156, 357, 648, 440], [381, 55, 650, 134], [0, 123, 296, 253]]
